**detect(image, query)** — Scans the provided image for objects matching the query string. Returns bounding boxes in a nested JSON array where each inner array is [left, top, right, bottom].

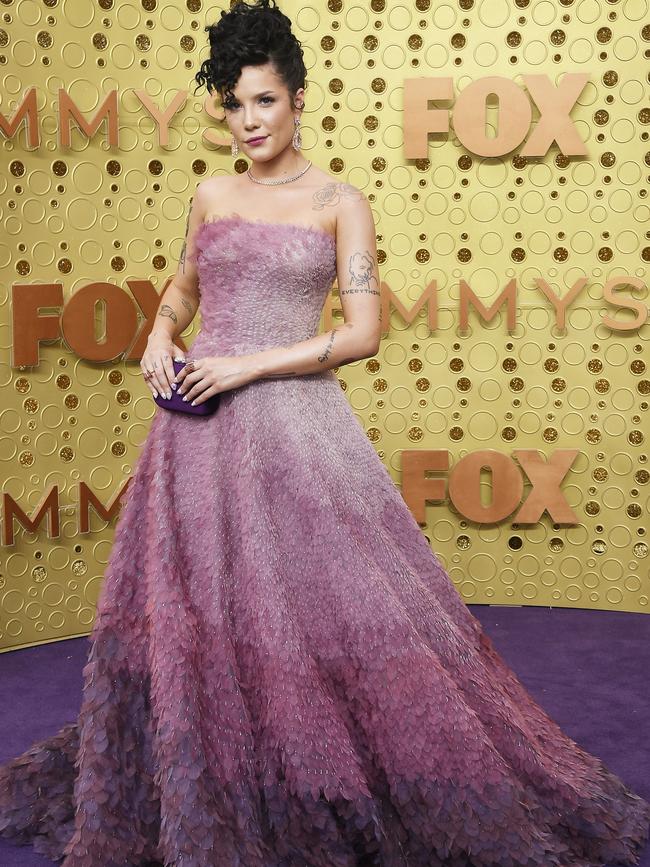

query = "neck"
[[248, 156, 310, 181]]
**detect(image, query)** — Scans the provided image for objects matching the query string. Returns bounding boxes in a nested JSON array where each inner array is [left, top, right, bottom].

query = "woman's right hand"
[[140, 337, 186, 399]]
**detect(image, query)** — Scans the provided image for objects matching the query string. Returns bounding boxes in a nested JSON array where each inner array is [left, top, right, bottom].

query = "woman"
[[1, 1, 649, 865]]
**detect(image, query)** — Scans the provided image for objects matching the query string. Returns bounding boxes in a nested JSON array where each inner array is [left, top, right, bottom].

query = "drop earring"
[[231, 137, 239, 157], [292, 104, 304, 151]]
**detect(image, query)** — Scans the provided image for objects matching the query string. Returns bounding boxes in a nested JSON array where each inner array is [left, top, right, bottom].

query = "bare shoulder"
[[309, 169, 367, 210], [198, 175, 230, 194], [307, 169, 370, 239], [195, 176, 233, 219]]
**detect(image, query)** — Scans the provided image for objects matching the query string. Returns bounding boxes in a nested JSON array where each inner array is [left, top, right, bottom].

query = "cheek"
[[269, 107, 289, 128]]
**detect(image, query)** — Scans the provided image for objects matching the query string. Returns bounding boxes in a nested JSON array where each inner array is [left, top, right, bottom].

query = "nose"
[[243, 110, 260, 129]]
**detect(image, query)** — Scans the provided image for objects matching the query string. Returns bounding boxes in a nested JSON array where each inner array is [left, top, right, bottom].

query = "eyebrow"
[[229, 90, 275, 100]]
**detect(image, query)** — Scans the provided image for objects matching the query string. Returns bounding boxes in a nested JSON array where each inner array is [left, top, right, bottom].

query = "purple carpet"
[[1, 604, 648, 866]]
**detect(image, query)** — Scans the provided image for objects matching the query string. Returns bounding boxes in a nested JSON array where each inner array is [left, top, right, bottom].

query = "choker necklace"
[[247, 160, 312, 186]]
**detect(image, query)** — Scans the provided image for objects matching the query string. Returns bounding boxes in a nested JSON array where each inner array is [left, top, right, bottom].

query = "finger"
[[178, 373, 211, 401], [143, 377, 158, 398], [151, 368, 165, 397], [174, 358, 196, 388], [189, 384, 219, 406], [177, 367, 201, 394], [171, 354, 186, 386], [174, 366, 188, 387], [178, 373, 202, 400], [151, 360, 168, 398], [155, 352, 174, 397], [141, 361, 158, 397], [161, 353, 176, 394], [176, 371, 191, 393]]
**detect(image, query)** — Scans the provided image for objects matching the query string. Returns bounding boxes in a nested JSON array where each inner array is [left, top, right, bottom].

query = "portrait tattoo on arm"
[[159, 303, 178, 324], [339, 250, 380, 298], [309, 183, 381, 348]]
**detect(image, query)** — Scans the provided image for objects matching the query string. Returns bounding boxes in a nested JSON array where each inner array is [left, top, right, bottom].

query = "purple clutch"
[[153, 359, 221, 416]]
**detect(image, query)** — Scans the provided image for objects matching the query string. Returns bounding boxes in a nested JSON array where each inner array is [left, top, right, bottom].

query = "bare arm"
[[148, 182, 206, 343], [141, 181, 207, 397], [250, 188, 381, 380]]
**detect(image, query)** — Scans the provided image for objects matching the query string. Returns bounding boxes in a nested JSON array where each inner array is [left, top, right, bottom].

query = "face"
[[221, 61, 304, 163]]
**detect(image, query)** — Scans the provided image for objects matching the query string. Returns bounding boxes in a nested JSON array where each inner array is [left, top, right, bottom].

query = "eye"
[[226, 96, 274, 110]]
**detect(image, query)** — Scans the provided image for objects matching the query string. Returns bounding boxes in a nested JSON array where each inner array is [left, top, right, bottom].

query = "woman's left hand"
[[172, 355, 257, 405]]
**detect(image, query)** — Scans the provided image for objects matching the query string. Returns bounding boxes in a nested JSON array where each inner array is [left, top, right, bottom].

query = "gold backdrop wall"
[[1, 0, 648, 652]]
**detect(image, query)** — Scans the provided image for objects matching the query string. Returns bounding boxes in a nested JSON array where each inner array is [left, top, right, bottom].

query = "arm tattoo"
[[339, 250, 380, 297], [179, 197, 194, 274], [159, 303, 178, 324], [180, 297, 193, 314], [317, 324, 355, 365], [317, 330, 336, 363], [311, 181, 365, 211]]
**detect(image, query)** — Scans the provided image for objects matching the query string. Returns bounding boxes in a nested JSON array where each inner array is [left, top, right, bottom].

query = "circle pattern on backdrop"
[[1, 0, 649, 649]]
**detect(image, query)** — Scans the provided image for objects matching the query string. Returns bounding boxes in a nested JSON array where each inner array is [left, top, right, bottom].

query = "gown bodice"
[[189, 215, 338, 357]]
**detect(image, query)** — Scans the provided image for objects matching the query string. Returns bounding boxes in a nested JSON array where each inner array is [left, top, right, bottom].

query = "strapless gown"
[[0, 215, 648, 867]]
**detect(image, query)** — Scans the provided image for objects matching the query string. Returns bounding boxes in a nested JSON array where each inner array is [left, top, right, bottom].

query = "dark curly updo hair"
[[193, 0, 308, 109]]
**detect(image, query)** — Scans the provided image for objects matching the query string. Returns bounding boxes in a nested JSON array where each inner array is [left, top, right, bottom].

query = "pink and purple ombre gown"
[[1, 215, 649, 867]]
